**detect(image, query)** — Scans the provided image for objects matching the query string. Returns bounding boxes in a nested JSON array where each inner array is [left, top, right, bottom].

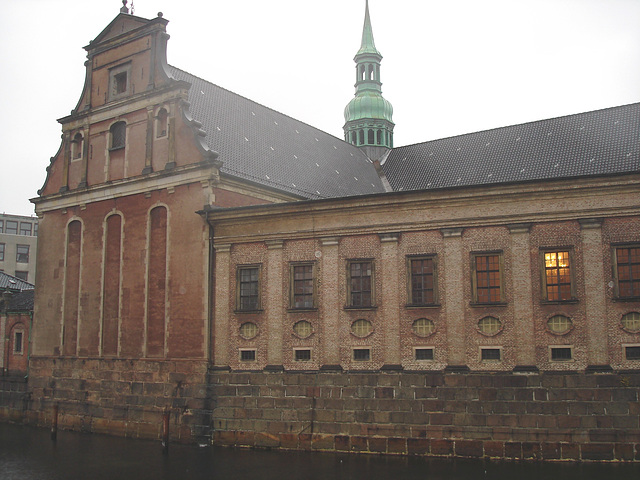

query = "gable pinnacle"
[[120, 0, 129, 14]]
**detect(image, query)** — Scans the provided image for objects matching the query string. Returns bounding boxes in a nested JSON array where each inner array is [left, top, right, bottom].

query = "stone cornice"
[[206, 174, 640, 244]]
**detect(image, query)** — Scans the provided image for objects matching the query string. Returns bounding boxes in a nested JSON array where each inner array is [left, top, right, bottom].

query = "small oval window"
[[478, 316, 502, 336], [412, 318, 435, 337], [239, 322, 258, 340], [293, 320, 313, 338], [351, 319, 372, 338], [547, 315, 572, 335], [621, 312, 640, 333]]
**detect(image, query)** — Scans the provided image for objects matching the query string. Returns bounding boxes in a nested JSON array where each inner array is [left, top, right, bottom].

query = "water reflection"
[[1, 423, 638, 480]]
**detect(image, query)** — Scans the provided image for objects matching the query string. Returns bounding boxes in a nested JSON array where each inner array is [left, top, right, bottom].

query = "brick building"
[[18, 2, 640, 459]]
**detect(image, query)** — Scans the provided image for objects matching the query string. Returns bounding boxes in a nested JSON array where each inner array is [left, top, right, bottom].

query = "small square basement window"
[[353, 348, 371, 362], [239, 349, 256, 362], [294, 349, 311, 362], [550, 346, 573, 362], [625, 345, 640, 360], [414, 347, 434, 361]]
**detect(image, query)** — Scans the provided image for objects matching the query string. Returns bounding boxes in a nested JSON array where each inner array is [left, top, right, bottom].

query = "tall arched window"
[[368, 64, 374, 81], [147, 206, 167, 357], [63, 220, 82, 356], [110, 121, 126, 150], [72, 132, 83, 159], [358, 130, 364, 145], [368, 129, 375, 145], [156, 108, 168, 138]]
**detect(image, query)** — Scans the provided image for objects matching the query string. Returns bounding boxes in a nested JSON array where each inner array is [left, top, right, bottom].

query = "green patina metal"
[[344, 0, 394, 149]]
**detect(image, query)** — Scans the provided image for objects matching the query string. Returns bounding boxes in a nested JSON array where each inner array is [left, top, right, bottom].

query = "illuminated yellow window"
[[543, 250, 572, 301]]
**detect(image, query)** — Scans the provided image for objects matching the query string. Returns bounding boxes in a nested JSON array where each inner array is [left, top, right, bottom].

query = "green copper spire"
[[344, 0, 394, 152], [357, 0, 380, 57]]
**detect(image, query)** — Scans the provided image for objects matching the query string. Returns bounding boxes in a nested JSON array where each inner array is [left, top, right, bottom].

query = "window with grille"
[[294, 349, 311, 362], [348, 260, 373, 307], [14, 331, 23, 354], [110, 122, 126, 150], [293, 320, 312, 338], [0, 243, 4, 261], [353, 348, 370, 361], [478, 316, 502, 336], [16, 245, 29, 263], [543, 250, 572, 301], [291, 264, 314, 309], [237, 266, 260, 311], [621, 312, 640, 333], [415, 348, 434, 361], [547, 315, 572, 335], [5, 221, 17, 235], [239, 322, 258, 339], [409, 256, 436, 305], [550, 347, 572, 361], [625, 346, 640, 360], [412, 318, 435, 337], [239, 349, 256, 362], [351, 319, 372, 338], [472, 253, 503, 303], [19, 222, 32, 236], [615, 246, 640, 298], [481, 348, 501, 361]]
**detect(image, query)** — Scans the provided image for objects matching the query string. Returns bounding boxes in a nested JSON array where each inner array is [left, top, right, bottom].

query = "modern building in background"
[[6, 1, 639, 459], [0, 213, 38, 283]]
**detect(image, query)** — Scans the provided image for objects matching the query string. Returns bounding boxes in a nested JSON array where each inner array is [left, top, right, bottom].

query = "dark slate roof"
[[0, 290, 34, 312], [0, 272, 34, 293], [168, 66, 386, 199], [382, 103, 640, 191]]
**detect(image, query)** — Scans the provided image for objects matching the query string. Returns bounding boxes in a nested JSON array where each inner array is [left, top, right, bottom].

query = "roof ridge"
[[396, 102, 640, 149]]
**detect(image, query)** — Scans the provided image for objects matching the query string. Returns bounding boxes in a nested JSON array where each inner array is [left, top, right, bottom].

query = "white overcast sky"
[[1, 0, 638, 216]]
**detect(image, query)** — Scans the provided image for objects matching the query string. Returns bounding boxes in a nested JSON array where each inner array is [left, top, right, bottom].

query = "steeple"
[[344, 0, 394, 154]]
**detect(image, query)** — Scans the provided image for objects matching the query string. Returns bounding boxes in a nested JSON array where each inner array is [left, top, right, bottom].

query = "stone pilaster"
[[579, 218, 611, 371], [379, 233, 401, 368], [320, 237, 340, 368], [265, 240, 284, 368], [213, 244, 231, 367], [441, 228, 466, 368], [508, 223, 537, 370]]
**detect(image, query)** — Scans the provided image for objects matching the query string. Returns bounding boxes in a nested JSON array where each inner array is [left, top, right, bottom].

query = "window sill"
[[470, 302, 508, 307], [344, 306, 378, 311], [540, 299, 579, 305], [108, 146, 125, 152], [612, 296, 640, 302], [234, 309, 264, 314], [405, 303, 441, 309], [288, 308, 318, 313]]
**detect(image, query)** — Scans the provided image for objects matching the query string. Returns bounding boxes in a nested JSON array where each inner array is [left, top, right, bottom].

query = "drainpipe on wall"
[[26, 311, 33, 380]]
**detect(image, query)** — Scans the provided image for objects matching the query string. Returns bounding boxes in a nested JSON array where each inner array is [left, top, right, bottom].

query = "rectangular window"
[[550, 346, 572, 361], [408, 256, 437, 305], [542, 250, 573, 301], [614, 246, 640, 298], [5, 221, 18, 235], [237, 266, 260, 311], [291, 263, 314, 309], [415, 347, 434, 361], [481, 348, 501, 361], [0, 220, 3, 233], [472, 253, 503, 304], [0, 243, 4, 261], [14, 271, 28, 281], [33, 223, 38, 236], [625, 346, 640, 360], [19, 222, 32, 236], [348, 260, 374, 307], [14, 331, 23, 354], [294, 349, 311, 362], [109, 64, 131, 100], [16, 245, 29, 263], [353, 348, 371, 361], [239, 349, 256, 362]]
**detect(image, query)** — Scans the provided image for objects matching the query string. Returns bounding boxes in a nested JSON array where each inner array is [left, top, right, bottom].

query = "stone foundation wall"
[[0, 357, 213, 443], [209, 370, 640, 462], [2, 365, 640, 461]]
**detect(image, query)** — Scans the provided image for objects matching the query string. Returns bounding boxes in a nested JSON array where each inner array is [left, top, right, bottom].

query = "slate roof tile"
[[168, 66, 386, 199], [382, 103, 640, 191]]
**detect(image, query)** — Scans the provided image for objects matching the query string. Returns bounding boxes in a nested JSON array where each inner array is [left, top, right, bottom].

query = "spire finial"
[[120, 0, 129, 14]]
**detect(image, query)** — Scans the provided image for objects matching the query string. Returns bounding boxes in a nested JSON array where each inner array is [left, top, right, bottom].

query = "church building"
[[19, 1, 640, 460]]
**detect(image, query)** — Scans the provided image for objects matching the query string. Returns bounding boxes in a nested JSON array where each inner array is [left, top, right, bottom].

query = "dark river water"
[[1, 423, 638, 480]]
